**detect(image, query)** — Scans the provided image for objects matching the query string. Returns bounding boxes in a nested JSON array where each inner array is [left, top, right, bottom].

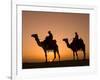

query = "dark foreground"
[[23, 59, 89, 69]]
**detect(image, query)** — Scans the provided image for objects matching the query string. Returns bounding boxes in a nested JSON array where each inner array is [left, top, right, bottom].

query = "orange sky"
[[22, 11, 89, 63]]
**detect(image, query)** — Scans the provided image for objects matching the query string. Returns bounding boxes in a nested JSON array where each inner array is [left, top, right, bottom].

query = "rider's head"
[[48, 31, 51, 34], [75, 32, 78, 35]]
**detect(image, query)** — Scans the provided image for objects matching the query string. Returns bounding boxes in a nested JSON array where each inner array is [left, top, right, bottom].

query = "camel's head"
[[63, 38, 68, 42], [31, 34, 38, 38]]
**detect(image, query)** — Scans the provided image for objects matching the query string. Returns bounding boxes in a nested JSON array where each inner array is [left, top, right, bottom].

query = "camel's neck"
[[34, 36, 41, 47], [65, 40, 70, 48]]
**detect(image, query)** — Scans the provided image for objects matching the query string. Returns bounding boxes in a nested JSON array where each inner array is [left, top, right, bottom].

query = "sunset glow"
[[22, 11, 89, 63]]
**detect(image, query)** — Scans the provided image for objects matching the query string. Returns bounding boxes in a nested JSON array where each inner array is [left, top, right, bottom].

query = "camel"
[[31, 34, 60, 63], [63, 38, 86, 60]]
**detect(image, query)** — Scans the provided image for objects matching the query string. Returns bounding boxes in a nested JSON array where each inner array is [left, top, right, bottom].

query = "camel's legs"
[[83, 50, 86, 60], [53, 51, 56, 62], [44, 50, 47, 63], [57, 50, 60, 62], [73, 52, 75, 60], [82, 46, 86, 60], [76, 52, 78, 60], [82, 44, 86, 60]]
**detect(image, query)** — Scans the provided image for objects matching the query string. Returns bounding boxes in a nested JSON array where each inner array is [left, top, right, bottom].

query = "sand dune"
[[23, 59, 89, 69]]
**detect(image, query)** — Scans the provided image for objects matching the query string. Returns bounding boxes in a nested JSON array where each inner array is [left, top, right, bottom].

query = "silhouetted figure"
[[45, 31, 53, 46], [74, 32, 79, 40], [48, 30, 53, 40], [73, 32, 79, 44], [63, 36, 86, 60], [31, 33, 60, 63]]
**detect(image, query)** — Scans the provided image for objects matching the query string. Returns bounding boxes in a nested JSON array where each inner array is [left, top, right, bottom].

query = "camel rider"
[[45, 31, 53, 47], [48, 31, 53, 41], [73, 32, 79, 43], [75, 32, 79, 40]]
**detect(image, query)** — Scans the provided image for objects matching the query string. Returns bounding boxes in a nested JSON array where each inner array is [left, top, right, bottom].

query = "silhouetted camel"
[[63, 38, 86, 60], [31, 34, 60, 63]]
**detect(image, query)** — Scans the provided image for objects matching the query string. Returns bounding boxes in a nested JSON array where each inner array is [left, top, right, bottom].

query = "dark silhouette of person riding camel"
[[73, 32, 79, 43], [63, 32, 86, 60], [48, 31, 53, 40], [45, 31, 53, 47], [75, 32, 79, 40], [31, 30, 60, 62], [72, 32, 80, 46]]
